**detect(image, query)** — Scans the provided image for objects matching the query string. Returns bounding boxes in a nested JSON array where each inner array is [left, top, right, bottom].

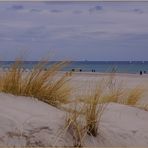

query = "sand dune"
[[0, 73, 148, 146], [0, 92, 148, 146]]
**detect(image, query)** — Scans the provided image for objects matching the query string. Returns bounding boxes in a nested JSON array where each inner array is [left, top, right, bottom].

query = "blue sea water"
[[0, 61, 148, 74]]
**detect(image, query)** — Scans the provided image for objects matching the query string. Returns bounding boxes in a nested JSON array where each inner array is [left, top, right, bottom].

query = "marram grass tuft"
[[0, 60, 71, 107]]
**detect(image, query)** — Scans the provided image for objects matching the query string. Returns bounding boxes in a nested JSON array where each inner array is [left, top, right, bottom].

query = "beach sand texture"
[[0, 72, 148, 146]]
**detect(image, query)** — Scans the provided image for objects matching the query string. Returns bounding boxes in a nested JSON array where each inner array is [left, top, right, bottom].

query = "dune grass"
[[0, 60, 23, 95], [0, 60, 71, 107], [107, 73, 145, 106], [71, 72, 145, 108], [65, 74, 146, 145], [104, 72, 125, 103], [84, 83, 107, 137], [137, 104, 148, 111], [76, 75, 125, 105], [65, 80, 108, 147], [125, 86, 145, 106], [65, 102, 87, 147]]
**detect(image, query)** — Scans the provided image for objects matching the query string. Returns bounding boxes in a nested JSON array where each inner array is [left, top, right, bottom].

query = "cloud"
[[30, 9, 42, 13], [43, 1, 80, 5], [10, 5, 24, 10], [89, 5, 103, 13], [1, 2, 148, 60], [133, 8, 143, 14], [73, 10, 83, 14], [50, 9, 63, 13]]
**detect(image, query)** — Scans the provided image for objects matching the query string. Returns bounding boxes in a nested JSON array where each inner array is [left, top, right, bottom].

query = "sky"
[[0, 1, 148, 61]]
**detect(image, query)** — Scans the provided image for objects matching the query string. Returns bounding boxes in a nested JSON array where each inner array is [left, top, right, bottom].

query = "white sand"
[[0, 73, 148, 146]]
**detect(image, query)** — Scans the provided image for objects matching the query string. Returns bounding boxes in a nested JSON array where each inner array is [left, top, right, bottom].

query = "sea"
[[0, 61, 148, 74]]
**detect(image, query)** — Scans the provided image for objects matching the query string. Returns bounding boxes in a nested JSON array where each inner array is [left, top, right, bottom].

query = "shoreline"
[[61, 71, 148, 78], [1, 68, 148, 78]]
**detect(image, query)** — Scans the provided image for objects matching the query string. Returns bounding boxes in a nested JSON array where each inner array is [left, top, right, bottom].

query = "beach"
[[69, 72, 148, 103], [1, 0, 148, 146], [0, 72, 148, 146]]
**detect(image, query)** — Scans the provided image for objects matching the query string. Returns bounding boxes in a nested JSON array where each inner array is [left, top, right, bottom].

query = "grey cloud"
[[133, 8, 144, 14], [43, 1, 66, 5], [1, 1, 148, 61], [30, 9, 42, 13], [73, 10, 83, 14], [23, 26, 47, 37], [89, 5, 103, 13], [50, 9, 63, 13], [84, 31, 107, 36], [95, 5, 103, 10], [10, 5, 24, 10], [121, 33, 148, 41], [43, 1, 82, 5]]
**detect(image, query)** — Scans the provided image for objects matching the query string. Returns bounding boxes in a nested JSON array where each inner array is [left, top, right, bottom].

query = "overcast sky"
[[0, 1, 148, 61]]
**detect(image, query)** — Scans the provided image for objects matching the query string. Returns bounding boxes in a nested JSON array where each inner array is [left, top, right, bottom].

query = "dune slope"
[[0, 93, 148, 146]]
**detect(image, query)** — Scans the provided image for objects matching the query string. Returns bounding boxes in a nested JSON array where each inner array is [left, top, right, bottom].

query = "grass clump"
[[84, 82, 108, 137], [65, 80, 108, 147], [125, 86, 145, 106], [137, 104, 148, 111], [105, 72, 125, 103], [0, 60, 23, 95], [0, 59, 71, 107], [65, 102, 87, 147]]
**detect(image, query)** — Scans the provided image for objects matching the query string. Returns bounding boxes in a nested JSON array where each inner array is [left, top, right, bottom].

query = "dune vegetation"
[[0, 60, 71, 107]]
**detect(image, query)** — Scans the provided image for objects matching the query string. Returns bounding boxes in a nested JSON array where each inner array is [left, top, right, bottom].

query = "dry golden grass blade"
[[0, 60, 23, 95], [65, 102, 87, 147], [125, 86, 145, 106], [21, 61, 70, 106], [102, 74, 125, 104], [0, 59, 71, 107], [84, 82, 107, 137], [137, 104, 148, 111], [22, 61, 68, 95], [34, 74, 71, 107]]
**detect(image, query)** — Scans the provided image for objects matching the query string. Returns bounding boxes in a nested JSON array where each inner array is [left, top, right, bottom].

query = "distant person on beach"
[[92, 69, 95, 72], [140, 70, 142, 75]]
